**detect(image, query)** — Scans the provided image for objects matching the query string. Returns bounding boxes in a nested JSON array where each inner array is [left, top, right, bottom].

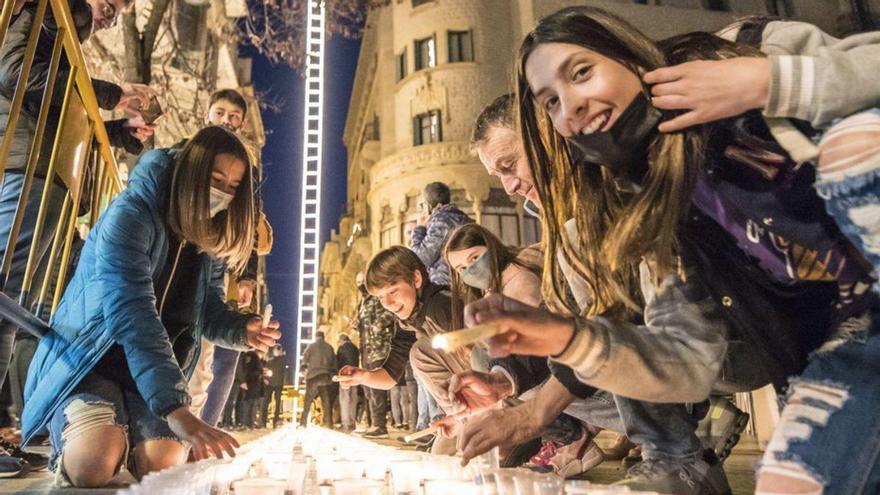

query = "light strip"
[[294, 0, 326, 404]]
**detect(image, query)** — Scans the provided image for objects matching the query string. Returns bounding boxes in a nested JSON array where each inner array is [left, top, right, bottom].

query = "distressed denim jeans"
[[47, 372, 181, 480], [814, 109, 880, 292], [758, 310, 880, 494]]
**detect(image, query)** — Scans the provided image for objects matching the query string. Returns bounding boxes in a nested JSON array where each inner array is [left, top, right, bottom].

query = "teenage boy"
[[187, 89, 267, 428], [338, 247, 470, 451], [353, 271, 394, 438]]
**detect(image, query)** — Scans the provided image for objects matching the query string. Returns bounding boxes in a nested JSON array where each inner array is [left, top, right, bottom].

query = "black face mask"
[[357, 284, 368, 296], [566, 92, 662, 184]]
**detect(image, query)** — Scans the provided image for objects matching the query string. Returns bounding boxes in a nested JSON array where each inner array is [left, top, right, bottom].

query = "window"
[[413, 110, 441, 146], [448, 30, 473, 63], [414, 35, 436, 71], [395, 49, 407, 82]]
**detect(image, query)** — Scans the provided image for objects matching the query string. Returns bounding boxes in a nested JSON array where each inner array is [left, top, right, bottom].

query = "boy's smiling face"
[[370, 271, 423, 320]]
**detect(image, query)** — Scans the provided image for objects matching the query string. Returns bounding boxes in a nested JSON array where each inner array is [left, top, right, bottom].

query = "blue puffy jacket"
[[22, 149, 254, 446]]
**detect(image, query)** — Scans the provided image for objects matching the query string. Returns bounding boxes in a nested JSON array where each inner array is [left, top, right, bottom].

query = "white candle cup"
[[288, 461, 310, 494], [513, 468, 538, 495], [390, 460, 424, 494], [493, 469, 519, 495], [479, 471, 500, 495], [332, 478, 384, 495], [532, 474, 564, 495], [233, 478, 287, 495], [424, 480, 481, 495]]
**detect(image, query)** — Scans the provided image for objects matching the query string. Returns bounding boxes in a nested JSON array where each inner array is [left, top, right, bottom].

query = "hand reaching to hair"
[[643, 57, 770, 132], [166, 406, 240, 461], [444, 370, 513, 416], [464, 294, 575, 358], [245, 317, 281, 353]]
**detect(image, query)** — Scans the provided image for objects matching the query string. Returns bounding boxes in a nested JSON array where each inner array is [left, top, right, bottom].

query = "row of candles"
[[118, 425, 662, 495]]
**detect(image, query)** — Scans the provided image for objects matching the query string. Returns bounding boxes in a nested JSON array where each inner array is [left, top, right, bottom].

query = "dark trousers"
[[300, 380, 334, 427], [366, 387, 388, 431], [262, 385, 284, 426], [239, 396, 258, 428], [222, 385, 241, 426], [0, 176, 65, 391]]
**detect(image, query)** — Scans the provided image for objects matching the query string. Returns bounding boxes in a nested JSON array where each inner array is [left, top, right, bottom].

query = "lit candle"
[[431, 324, 502, 352]]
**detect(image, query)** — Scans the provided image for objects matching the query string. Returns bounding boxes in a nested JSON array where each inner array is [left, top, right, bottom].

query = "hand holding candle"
[[245, 304, 281, 353], [403, 425, 440, 443]]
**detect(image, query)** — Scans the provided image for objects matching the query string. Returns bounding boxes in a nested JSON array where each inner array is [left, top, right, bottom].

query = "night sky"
[[252, 36, 362, 357]]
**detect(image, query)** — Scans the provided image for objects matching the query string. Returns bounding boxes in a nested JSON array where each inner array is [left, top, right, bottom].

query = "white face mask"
[[209, 187, 234, 217]]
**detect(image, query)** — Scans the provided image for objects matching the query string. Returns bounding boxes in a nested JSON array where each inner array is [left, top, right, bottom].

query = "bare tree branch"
[[243, 0, 386, 72]]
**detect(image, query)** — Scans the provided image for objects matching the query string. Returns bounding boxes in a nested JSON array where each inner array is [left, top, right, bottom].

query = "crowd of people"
[[0, 1, 878, 494], [332, 7, 880, 495]]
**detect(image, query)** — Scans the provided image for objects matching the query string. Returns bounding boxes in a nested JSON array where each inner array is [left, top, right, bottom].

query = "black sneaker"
[[0, 452, 27, 479], [363, 427, 389, 439], [696, 397, 750, 464], [615, 450, 732, 495], [0, 439, 47, 472]]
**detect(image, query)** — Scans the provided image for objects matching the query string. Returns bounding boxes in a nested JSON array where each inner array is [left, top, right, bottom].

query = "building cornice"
[[369, 141, 473, 187]]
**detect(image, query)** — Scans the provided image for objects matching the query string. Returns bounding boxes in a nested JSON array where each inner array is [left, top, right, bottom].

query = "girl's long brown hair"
[[168, 126, 255, 273], [517, 6, 762, 318], [443, 224, 540, 329]]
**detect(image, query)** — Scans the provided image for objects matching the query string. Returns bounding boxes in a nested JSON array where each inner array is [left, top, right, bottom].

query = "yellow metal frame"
[[1, 0, 266, 325], [0, 0, 124, 321]]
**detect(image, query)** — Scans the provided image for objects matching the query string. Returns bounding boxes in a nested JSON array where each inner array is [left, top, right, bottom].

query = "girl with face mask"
[[443, 224, 613, 478], [464, 7, 880, 494], [444, 223, 542, 323], [20, 127, 281, 488]]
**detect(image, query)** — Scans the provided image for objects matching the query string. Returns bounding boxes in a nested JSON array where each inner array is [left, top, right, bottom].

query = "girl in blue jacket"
[[21, 126, 281, 488]]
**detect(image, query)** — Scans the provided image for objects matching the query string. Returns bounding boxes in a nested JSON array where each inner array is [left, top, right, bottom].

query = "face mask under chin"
[[566, 92, 662, 184]]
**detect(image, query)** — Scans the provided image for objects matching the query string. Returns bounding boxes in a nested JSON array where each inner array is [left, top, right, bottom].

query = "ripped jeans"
[[815, 109, 880, 289], [47, 372, 182, 482], [758, 310, 880, 494]]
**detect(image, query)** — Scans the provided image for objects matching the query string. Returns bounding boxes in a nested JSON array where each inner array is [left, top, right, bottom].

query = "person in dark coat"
[[261, 345, 287, 427], [237, 352, 263, 430], [299, 331, 336, 427], [335, 334, 359, 431]]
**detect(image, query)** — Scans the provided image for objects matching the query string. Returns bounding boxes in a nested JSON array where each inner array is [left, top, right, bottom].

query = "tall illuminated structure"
[[294, 0, 326, 394]]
